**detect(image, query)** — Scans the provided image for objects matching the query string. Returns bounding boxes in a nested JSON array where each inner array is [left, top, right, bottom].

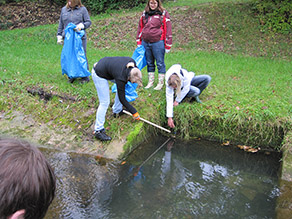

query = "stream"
[[44, 136, 281, 218]]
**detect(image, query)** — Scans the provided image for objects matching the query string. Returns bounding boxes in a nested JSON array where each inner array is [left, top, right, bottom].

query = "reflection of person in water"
[[160, 138, 175, 185]]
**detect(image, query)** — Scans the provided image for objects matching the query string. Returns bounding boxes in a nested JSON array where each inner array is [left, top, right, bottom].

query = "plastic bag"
[[111, 82, 138, 102], [132, 45, 146, 70], [111, 46, 145, 102], [61, 23, 90, 79]]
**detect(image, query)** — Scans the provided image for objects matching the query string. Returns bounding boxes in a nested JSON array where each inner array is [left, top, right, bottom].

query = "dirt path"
[[0, 110, 125, 159]]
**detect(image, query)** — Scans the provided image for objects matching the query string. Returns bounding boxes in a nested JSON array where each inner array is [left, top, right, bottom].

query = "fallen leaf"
[[247, 148, 258, 153], [222, 141, 230, 146]]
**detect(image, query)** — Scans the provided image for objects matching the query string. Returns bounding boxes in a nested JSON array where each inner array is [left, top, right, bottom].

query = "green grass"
[[0, 0, 291, 152]]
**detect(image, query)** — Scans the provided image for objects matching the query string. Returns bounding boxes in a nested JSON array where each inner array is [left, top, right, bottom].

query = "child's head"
[[0, 138, 56, 219]]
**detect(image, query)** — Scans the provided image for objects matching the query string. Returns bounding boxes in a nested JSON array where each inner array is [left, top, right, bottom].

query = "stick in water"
[[133, 138, 172, 176], [122, 110, 171, 133]]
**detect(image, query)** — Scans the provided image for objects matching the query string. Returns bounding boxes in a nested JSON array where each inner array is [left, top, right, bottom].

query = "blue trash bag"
[[111, 82, 138, 102], [132, 45, 146, 70], [61, 23, 90, 79], [111, 46, 145, 102]]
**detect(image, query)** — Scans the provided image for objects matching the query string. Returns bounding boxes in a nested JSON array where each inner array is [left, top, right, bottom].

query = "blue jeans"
[[186, 75, 211, 97], [142, 40, 166, 73], [92, 68, 123, 131]]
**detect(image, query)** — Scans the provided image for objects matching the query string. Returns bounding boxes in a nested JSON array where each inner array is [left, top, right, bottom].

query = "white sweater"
[[165, 64, 194, 118]]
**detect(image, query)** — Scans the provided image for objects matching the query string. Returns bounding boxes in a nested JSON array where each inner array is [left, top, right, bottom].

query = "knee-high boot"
[[145, 72, 155, 89], [154, 73, 165, 90]]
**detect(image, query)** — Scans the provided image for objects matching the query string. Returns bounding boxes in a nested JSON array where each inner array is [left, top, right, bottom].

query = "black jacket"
[[94, 57, 137, 114]]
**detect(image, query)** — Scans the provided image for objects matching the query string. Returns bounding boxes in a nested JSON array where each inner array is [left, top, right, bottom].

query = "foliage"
[[0, 0, 65, 6], [0, 0, 145, 12], [253, 0, 292, 33], [198, 2, 292, 59], [84, 0, 145, 14]]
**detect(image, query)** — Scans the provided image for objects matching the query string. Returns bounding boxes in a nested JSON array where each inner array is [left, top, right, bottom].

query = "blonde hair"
[[66, 0, 83, 8], [129, 68, 143, 87], [168, 73, 181, 97]]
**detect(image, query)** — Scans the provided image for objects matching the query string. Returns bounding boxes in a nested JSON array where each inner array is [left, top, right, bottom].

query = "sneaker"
[[113, 110, 125, 118], [94, 129, 112, 141], [80, 77, 90, 84]]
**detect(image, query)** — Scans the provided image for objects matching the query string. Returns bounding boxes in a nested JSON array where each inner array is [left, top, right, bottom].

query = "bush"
[[0, 0, 145, 10], [0, 0, 65, 6], [253, 0, 292, 33], [83, 0, 145, 14]]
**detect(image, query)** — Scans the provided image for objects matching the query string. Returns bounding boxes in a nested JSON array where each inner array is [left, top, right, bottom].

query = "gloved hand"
[[165, 49, 170, 53], [133, 112, 140, 120], [74, 23, 84, 32], [57, 35, 63, 45]]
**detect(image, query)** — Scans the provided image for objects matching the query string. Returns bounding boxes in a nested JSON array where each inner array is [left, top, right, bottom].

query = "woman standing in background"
[[57, 0, 91, 83], [136, 0, 172, 90]]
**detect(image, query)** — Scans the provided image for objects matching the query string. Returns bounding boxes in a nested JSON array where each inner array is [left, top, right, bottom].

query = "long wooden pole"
[[122, 110, 171, 133]]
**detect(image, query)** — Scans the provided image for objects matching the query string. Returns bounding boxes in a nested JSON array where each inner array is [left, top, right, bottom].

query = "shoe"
[[195, 96, 202, 103], [80, 77, 90, 84], [68, 78, 75, 83], [113, 110, 125, 118], [94, 129, 112, 141], [145, 72, 155, 89], [154, 74, 165, 90], [189, 96, 202, 103]]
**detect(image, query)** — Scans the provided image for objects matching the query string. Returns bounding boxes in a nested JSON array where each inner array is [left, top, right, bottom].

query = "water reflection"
[[109, 137, 281, 219], [43, 150, 119, 218], [43, 136, 281, 218]]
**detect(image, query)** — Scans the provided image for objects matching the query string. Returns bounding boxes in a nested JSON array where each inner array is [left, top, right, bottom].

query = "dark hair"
[[0, 138, 56, 219], [145, 0, 165, 13]]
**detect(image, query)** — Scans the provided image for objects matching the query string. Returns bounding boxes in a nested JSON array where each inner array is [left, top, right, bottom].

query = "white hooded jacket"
[[165, 64, 195, 118]]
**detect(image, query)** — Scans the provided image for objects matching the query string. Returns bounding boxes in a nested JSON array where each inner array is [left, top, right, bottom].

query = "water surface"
[[44, 136, 281, 218]]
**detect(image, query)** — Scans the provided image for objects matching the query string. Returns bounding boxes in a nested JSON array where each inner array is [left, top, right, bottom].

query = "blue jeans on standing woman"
[[142, 40, 166, 73]]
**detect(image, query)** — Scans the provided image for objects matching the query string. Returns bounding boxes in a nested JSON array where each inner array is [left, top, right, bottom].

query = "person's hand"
[[173, 101, 179, 106], [57, 35, 63, 45], [133, 112, 140, 120], [165, 49, 170, 53], [168, 117, 175, 128], [74, 23, 84, 32]]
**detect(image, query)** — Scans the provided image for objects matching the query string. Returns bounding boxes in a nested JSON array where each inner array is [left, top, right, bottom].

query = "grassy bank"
[[0, 0, 291, 154]]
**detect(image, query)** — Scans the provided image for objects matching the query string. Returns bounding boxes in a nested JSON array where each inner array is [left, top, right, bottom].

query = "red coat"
[[136, 10, 172, 50]]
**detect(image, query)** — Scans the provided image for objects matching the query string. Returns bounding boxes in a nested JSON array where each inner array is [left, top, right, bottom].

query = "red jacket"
[[136, 10, 172, 50]]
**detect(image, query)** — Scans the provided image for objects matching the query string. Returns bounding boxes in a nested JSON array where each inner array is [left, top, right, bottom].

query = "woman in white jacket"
[[165, 64, 211, 128]]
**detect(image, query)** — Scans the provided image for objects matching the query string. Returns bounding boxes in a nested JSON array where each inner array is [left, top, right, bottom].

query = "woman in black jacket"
[[92, 57, 143, 141]]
